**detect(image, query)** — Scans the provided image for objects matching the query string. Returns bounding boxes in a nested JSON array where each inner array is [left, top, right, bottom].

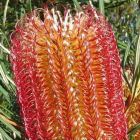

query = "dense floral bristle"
[[11, 5, 127, 140]]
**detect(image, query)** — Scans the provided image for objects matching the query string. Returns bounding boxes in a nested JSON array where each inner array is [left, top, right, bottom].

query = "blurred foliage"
[[0, 0, 140, 139]]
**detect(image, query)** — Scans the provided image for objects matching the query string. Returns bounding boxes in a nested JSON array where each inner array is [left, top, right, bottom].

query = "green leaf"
[[123, 43, 130, 67], [3, 0, 10, 28], [0, 85, 10, 102], [99, 0, 105, 15], [132, 35, 140, 96], [0, 43, 10, 54], [0, 107, 14, 117], [0, 117, 21, 138], [128, 123, 140, 138], [0, 127, 13, 140], [72, 0, 82, 11]]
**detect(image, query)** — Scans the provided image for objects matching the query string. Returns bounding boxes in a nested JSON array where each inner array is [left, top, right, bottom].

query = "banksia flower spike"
[[11, 5, 127, 140]]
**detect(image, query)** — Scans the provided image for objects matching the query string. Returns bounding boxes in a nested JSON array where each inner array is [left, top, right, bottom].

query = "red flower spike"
[[11, 5, 128, 140]]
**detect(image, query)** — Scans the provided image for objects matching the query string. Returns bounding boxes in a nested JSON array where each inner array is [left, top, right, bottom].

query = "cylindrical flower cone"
[[11, 5, 127, 140]]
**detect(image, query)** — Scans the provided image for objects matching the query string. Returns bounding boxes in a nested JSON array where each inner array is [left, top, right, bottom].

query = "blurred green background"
[[0, 0, 140, 139]]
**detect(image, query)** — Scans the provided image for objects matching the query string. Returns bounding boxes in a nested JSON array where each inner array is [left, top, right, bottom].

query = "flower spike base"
[[11, 5, 127, 140]]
